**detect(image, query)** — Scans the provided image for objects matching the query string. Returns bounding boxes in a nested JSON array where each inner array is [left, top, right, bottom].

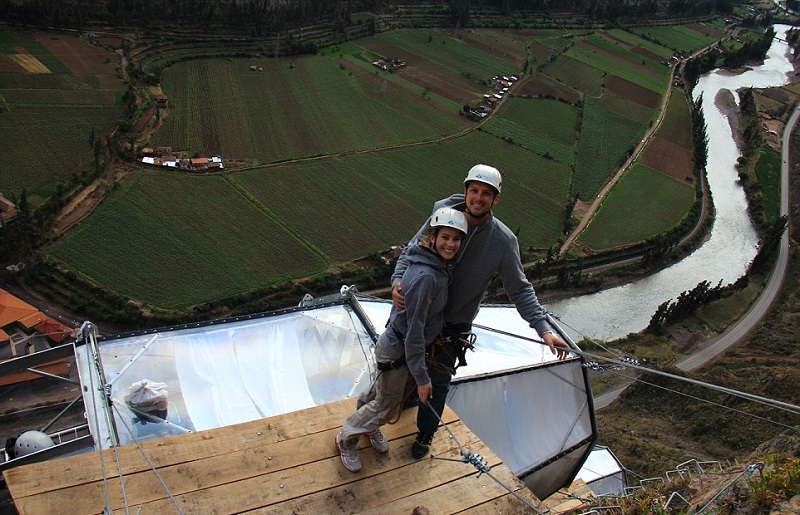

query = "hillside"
[[576, 81, 800, 511], [1, 17, 736, 325]]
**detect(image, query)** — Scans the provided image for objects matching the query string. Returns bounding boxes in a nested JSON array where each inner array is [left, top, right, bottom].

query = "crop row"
[[1, 89, 114, 106], [0, 29, 71, 73], [482, 117, 576, 164], [578, 163, 695, 250], [47, 173, 327, 309], [573, 100, 647, 200], [542, 55, 605, 97], [629, 24, 716, 53], [654, 88, 694, 149], [606, 29, 675, 59], [567, 41, 668, 94], [0, 106, 118, 195], [499, 97, 578, 144], [376, 29, 518, 81], [154, 55, 466, 162]]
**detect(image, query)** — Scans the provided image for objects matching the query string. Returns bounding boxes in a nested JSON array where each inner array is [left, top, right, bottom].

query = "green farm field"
[[573, 99, 648, 200], [755, 148, 782, 224], [0, 30, 123, 200], [36, 24, 709, 309], [154, 54, 468, 161], [578, 163, 695, 250], [496, 98, 578, 144], [606, 29, 675, 59], [374, 29, 519, 81], [629, 24, 718, 53], [653, 88, 694, 149], [639, 87, 694, 183], [568, 38, 668, 94], [47, 172, 328, 309], [543, 55, 605, 97], [48, 130, 569, 307]]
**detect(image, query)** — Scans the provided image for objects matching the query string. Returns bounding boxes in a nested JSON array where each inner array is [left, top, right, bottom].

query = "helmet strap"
[[464, 206, 490, 221]]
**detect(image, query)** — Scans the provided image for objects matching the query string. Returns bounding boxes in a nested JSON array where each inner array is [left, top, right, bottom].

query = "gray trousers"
[[339, 365, 409, 449]]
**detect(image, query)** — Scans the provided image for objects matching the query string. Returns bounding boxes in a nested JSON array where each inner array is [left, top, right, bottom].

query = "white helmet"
[[431, 207, 468, 235], [464, 164, 502, 194], [14, 430, 55, 457]]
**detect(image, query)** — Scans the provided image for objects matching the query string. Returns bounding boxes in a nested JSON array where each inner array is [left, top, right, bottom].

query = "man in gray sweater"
[[392, 163, 569, 458]]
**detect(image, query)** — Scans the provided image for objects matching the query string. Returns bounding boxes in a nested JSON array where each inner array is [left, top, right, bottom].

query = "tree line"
[[0, 0, 735, 35]]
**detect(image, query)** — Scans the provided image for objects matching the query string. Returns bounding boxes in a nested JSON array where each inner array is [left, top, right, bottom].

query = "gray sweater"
[[392, 194, 553, 335], [379, 242, 450, 386]]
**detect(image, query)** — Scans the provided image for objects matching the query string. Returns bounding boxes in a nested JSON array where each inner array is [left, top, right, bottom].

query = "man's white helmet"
[[431, 207, 468, 235], [464, 164, 502, 194]]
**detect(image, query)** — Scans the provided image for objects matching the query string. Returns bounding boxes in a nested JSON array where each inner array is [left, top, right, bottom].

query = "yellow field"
[[9, 54, 50, 73]]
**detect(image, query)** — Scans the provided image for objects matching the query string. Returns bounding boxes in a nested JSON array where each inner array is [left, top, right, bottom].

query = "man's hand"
[[417, 382, 433, 405], [392, 284, 405, 310], [543, 332, 570, 360]]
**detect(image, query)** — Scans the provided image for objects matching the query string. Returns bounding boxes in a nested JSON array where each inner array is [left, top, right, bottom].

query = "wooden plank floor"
[[4, 398, 547, 514]]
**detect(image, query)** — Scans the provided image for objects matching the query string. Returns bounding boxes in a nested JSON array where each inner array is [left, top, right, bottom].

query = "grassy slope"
[[592, 106, 800, 482]]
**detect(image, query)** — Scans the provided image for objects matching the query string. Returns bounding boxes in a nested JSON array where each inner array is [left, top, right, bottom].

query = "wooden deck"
[[4, 399, 556, 514]]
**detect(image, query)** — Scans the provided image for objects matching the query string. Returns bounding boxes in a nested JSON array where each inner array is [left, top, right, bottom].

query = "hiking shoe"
[[411, 431, 434, 459], [336, 433, 362, 472], [367, 429, 389, 454]]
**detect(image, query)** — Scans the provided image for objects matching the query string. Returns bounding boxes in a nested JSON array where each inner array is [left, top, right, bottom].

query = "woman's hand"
[[417, 382, 433, 405]]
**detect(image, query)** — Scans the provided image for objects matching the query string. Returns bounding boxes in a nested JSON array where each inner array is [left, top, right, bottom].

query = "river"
[[546, 24, 795, 342]]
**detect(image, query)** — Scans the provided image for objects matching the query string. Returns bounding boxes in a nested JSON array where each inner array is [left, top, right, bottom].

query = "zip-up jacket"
[[392, 194, 553, 335], [380, 242, 450, 386]]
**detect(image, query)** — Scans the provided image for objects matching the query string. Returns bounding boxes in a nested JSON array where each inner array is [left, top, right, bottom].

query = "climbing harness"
[[423, 403, 547, 515], [427, 328, 477, 374]]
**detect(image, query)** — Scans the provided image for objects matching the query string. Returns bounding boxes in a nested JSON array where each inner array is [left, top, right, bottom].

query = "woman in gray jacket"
[[336, 207, 467, 473]]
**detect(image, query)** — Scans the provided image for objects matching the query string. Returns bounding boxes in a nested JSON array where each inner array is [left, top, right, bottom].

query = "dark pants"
[[417, 340, 459, 435]]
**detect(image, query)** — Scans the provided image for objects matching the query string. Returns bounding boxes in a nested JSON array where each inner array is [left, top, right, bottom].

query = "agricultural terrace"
[[641, 88, 694, 182], [542, 55, 605, 97], [573, 98, 649, 200], [515, 71, 582, 104], [652, 88, 694, 149], [353, 28, 520, 106], [46, 172, 327, 309], [46, 22, 711, 308], [577, 163, 695, 250], [0, 29, 123, 199], [604, 29, 676, 60], [629, 24, 720, 53], [49, 128, 570, 308], [755, 148, 781, 224], [481, 98, 578, 164], [568, 35, 670, 94], [153, 55, 468, 161]]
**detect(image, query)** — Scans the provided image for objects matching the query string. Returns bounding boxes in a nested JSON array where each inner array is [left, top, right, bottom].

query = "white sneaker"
[[367, 429, 389, 454], [336, 433, 362, 472]]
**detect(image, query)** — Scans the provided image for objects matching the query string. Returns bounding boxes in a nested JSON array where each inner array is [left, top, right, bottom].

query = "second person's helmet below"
[[431, 207, 468, 235], [464, 164, 502, 194]]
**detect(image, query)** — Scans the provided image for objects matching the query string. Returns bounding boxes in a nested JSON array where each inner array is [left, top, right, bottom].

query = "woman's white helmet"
[[464, 164, 502, 194], [431, 207, 468, 235]]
